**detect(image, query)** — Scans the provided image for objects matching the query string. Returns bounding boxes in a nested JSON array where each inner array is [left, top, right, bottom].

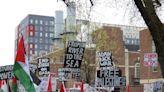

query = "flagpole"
[[6, 79, 11, 92]]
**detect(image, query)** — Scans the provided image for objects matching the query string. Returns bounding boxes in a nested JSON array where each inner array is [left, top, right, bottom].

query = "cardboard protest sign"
[[153, 80, 163, 92], [38, 58, 50, 77], [144, 53, 158, 67], [58, 68, 80, 80], [96, 67, 125, 87], [64, 41, 86, 68], [95, 51, 126, 87], [29, 64, 37, 74], [96, 51, 113, 69], [0, 65, 14, 80], [144, 83, 154, 92]]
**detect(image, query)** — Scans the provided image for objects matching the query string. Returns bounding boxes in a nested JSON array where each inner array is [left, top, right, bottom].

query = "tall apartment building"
[[15, 14, 55, 60]]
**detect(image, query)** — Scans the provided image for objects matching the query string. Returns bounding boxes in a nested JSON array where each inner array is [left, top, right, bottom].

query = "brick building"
[[30, 24, 164, 91]]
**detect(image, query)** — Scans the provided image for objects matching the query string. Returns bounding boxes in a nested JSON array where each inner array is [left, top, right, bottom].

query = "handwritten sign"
[[58, 68, 80, 80], [97, 51, 113, 69], [0, 65, 14, 80], [144, 53, 158, 67], [64, 41, 86, 68], [96, 67, 126, 87], [38, 58, 50, 77]]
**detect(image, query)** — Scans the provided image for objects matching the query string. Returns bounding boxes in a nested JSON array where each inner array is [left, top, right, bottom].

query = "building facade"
[[15, 14, 55, 60]]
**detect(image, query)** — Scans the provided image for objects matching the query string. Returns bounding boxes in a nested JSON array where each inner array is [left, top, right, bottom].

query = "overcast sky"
[[0, 0, 163, 66], [0, 0, 66, 66]]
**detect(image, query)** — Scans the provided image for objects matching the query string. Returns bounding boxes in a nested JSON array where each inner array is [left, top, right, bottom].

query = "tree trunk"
[[133, 0, 164, 77]]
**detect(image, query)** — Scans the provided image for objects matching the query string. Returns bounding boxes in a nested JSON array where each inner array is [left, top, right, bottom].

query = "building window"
[[45, 45, 48, 50], [40, 20, 43, 25], [126, 39, 129, 44], [50, 21, 54, 25], [45, 33, 48, 37], [35, 44, 37, 49], [30, 19, 33, 24], [35, 19, 38, 24], [35, 32, 38, 37], [134, 63, 140, 78], [131, 40, 134, 44], [40, 26, 43, 31], [152, 66, 158, 72], [50, 33, 54, 38], [30, 50, 33, 55], [35, 51, 38, 55], [35, 39, 38, 43], [49, 27, 53, 32], [45, 21, 48, 25], [30, 25, 33, 30], [30, 44, 33, 48], [35, 26, 38, 31], [49, 39, 53, 43], [39, 38, 43, 43], [45, 39, 48, 43], [30, 31, 33, 36], [45, 27, 48, 31], [40, 33, 43, 37], [29, 38, 33, 43]]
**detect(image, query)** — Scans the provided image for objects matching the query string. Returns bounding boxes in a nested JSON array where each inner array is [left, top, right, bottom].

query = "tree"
[[133, 0, 164, 77], [80, 48, 96, 84]]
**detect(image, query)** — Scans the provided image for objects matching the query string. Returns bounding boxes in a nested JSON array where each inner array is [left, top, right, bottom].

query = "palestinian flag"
[[80, 80, 84, 92], [13, 36, 35, 92], [60, 82, 65, 92], [12, 77, 17, 92], [0, 80, 9, 92], [47, 73, 52, 92]]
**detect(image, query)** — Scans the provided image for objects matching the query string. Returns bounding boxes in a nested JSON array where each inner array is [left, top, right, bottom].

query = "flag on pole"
[[47, 73, 52, 92], [60, 82, 65, 92], [12, 77, 17, 92], [13, 36, 36, 92], [80, 80, 84, 92], [0, 80, 9, 92], [126, 83, 130, 92]]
